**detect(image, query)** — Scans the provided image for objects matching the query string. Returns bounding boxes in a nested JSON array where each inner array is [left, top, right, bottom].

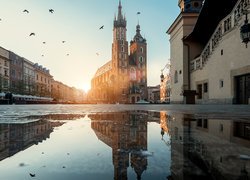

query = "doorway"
[[235, 74, 250, 104]]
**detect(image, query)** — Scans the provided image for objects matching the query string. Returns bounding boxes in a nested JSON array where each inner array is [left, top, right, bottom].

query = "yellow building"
[[34, 63, 53, 97]]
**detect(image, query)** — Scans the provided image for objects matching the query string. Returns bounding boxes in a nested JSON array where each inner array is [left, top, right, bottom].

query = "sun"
[[83, 84, 91, 93]]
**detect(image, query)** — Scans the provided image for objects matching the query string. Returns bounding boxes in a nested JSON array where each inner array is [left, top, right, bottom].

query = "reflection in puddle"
[[168, 114, 250, 180], [0, 111, 249, 180], [0, 120, 64, 161]]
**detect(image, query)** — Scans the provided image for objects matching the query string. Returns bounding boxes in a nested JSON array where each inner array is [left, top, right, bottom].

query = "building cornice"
[[166, 12, 199, 35]]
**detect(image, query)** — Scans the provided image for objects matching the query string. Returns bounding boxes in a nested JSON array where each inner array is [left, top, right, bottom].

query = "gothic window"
[[139, 56, 144, 63], [130, 67, 136, 81], [121, 46, 124, 52], [121, 40, 124, 45], [174, 70, 178, 83]]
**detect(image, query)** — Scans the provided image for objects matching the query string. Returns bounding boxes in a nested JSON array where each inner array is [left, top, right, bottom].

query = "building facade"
[[90, 1, 147, 104], [23, 59, 35, 95], [9, 52, 24, 94], [0, 47, 10, 93], [34, 63, 53, 97], [160, 74, 171, 103], [167, 0, 250, 104], [148, 85, 160, 103]]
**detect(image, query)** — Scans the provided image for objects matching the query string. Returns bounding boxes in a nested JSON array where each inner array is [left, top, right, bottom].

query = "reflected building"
[[168, 115, 250, 179], [0, 120, 63, 161], [90, 111, 149, 180]]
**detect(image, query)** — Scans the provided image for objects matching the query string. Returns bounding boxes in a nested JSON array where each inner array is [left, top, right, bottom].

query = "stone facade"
[[34, 63, 53, 97], [9, 52, 24, 94], [0, 47, 10, 93], [90, 1, 147, 104], [167, 0, 250, 104]]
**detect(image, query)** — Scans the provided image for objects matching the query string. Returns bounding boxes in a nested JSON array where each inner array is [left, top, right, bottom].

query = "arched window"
[[174, 70, 178, 83], [139, 56, 144, 63], [140, 47, 143, 53]]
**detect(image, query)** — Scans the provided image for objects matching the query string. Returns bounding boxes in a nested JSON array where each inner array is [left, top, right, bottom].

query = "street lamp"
[[240, 10, 250, 48]]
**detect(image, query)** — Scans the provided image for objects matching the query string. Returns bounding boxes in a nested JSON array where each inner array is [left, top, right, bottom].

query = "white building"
[[167, 0, 250, 104]]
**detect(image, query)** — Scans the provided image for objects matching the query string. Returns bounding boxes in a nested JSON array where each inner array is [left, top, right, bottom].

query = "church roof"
[[185, 0, 238, 45], [94, 61, 112, 78]]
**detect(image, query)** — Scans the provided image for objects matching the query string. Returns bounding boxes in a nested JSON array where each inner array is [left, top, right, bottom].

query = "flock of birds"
[[0, 8, 141, 59]]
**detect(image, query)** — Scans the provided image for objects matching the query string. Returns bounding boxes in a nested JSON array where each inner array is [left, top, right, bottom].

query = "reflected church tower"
[[90, 111, 148, 180]]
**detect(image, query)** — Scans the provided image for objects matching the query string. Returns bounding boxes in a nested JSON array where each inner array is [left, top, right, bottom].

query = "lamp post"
[[240, 10, 250, 48]]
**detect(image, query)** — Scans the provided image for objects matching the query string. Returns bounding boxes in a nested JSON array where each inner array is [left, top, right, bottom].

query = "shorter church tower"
[[128, 23, 147, 103]]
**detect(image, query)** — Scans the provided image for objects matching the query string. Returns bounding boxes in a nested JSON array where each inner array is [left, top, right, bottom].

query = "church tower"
[[112, 0, 129, 103], [129, 23, 147, 103], [178, 0, 203, 12]]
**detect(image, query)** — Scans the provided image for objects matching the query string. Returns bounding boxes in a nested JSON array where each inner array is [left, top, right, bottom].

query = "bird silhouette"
[[23, 9, 29, 13], [29, 33, 35, 36], [0, 18, 2, 21], [99, 25, 104, 30], [96, 53, 100, 56], [62, 41, 66, 43], [42, 55, 44, 57], [49, 9, 54, 13], [137, 12, 141, 15], [43, 42, 46, 44], [29, 173, 35, 177], [66, 54, 69, 56]]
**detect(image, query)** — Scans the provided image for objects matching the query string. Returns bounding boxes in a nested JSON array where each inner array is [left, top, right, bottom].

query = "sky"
[[0, 0, 179, 92]]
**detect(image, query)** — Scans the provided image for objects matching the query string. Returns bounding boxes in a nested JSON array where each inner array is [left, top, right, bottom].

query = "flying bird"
[[0, 18, 2, 21], [99, 25, 104, 30], [49, 9, 54, 13], [23, 9, 29, 13], [29, 33, 35, 36], [43, 42, 46, 44], [137, 12, 141, 15], [29, 173, 35, 177], [66, 54, 69, 56], [96, 53, 99, 56], [42, 54, 44, 57], [62, 41, 66, 43]]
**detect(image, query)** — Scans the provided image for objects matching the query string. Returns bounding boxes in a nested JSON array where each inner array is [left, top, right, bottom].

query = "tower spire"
[[118, 0, 123, 20], [114, 0, 126, 28]]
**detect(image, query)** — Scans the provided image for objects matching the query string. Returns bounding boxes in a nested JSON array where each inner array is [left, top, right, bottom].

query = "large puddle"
[[0, 111, 249, 180]]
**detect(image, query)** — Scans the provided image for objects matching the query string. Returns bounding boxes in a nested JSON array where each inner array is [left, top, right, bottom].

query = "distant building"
[[90, 1, 147, 104], [160, 74, 171, 103], [148, 85, 160, 103], [23, 59, 35, 95], [34, 63, 53, 97], [0, 47, 10, 93], [167, 0, 250, 104], [9, 52, 24, 94]]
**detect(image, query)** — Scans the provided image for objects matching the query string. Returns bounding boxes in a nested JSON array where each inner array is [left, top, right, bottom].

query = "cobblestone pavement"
[[0, 104, 249, 122]]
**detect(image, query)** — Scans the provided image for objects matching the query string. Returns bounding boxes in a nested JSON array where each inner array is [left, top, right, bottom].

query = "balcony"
[[190, 0, 250, 72]]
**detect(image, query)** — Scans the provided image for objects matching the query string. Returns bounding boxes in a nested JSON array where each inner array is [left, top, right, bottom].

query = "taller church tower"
[[112, 0, 130, 103]]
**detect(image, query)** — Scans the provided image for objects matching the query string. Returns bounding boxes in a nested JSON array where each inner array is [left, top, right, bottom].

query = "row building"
[[0, 46, 84, 103], [89, 1, 148, 104], [167, 0, 250, 104]]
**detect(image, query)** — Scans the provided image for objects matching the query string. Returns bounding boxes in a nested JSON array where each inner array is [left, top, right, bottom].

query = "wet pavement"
[[0, 104, 249, 180]]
